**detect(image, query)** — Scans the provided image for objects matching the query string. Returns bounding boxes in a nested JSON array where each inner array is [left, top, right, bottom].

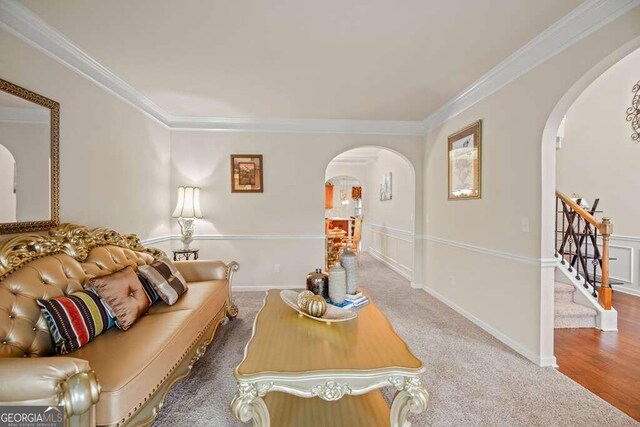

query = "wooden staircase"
[[554, 191, 617, 330]]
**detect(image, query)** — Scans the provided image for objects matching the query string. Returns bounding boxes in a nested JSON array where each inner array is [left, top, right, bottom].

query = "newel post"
[[599, 217, 613, 310]]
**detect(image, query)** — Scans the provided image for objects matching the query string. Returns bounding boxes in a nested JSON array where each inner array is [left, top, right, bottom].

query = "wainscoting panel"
[[363, 223, 414, 280], [585, 235, 640, 297]]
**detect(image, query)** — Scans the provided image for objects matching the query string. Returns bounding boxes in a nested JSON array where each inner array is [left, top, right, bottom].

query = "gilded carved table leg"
[[230, 382, 272, 427], [389, 376, 429, 427], [226, 302, 239, 320]]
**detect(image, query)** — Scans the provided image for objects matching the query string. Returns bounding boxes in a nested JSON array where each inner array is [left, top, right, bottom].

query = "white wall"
[[170, 132, 423, 289], [0, 143, 16, 222], [0, 121, 50, 221], [422, 7, 640, 366], [0, 29, 171, 251], [557, 46, 640, 296]]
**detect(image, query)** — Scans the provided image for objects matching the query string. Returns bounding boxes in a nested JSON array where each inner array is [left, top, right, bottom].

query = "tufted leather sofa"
[[0, 224, 239, 426]]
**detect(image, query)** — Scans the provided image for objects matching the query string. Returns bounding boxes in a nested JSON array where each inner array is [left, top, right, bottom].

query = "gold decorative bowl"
[[280, 290, 357, 324]]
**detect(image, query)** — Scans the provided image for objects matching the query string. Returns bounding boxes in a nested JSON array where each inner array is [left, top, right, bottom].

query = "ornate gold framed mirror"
[[0, 79, 59, 234]]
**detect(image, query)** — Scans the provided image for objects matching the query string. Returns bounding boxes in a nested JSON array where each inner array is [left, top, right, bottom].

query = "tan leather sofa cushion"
[[63, 280, 228, 426], [81, 246, 155, 279], [0, 254, 87, 357]]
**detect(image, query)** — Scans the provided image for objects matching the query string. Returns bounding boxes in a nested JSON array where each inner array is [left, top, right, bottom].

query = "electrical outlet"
[[273, 264, 280, 273], [521, 217, 530, 233]]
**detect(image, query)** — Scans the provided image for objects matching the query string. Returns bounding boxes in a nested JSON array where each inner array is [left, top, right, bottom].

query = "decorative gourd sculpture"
[[297, 290, 314, 311], [306, 295, 328, 317]]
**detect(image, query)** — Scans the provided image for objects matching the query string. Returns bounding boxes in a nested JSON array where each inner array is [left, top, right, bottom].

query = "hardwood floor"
[[555, 291, 640, 421]]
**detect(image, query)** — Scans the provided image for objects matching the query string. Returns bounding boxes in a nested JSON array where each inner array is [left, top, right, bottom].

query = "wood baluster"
[[599, 217, 613, 310]]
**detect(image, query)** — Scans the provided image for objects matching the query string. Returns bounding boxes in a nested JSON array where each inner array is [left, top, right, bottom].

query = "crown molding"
[[0, 0, 424, 135], [1, 0, 637, 135], [169, 115, 426, 135], [422, 0, 640, 132], [0, 0, 172, 127], [0, 106, 49, 124]]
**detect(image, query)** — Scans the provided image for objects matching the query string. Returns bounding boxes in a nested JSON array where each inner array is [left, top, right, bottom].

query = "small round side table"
[[173, 248, 199, 261]]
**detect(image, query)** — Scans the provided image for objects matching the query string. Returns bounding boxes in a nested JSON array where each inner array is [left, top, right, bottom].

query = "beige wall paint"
[[558, 47, 640, 237], [423, 7, 640, 365], [0, 121, 50, 221], [170, 132, 423, 288], [0, 29, 171, 243], [365, 150, 415, 232]]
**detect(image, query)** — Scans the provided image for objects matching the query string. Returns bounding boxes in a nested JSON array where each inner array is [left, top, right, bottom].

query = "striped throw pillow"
[[37, 290, 115, 354], [137, 258, 188, 305], [138, 273, 161, 305]]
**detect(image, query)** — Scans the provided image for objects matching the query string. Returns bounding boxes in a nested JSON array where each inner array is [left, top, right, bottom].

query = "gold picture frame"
[[231, 154, 263, 193], [0, 79, 60, 234], [448, 120, 481, 200]]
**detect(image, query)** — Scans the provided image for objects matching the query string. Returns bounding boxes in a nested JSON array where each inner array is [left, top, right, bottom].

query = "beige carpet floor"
[[153, 254, 638, 426]]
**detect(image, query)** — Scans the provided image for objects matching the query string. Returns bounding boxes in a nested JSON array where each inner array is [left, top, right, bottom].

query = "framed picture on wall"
[[448, 120, 482, 200], [380, 172, 392, 201], [230, 154, 263, 193]]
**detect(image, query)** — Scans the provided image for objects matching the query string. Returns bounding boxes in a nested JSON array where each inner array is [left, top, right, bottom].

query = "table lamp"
[[172, 186, 203, 249]]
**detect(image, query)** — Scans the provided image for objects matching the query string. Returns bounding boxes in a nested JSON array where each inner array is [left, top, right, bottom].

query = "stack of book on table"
[[330, 291, 369, 310]]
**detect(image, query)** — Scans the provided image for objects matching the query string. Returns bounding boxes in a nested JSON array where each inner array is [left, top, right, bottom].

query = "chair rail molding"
[[423, 235, 558, 268], [142, 234, 326, 246], [1, 0, 638, 134]]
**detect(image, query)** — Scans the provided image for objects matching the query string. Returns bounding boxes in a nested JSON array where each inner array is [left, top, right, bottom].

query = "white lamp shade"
[[172, 186, 203, 218]]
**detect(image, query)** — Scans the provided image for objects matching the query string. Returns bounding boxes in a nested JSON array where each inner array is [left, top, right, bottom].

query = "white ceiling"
[[20, 0, 583, 121]]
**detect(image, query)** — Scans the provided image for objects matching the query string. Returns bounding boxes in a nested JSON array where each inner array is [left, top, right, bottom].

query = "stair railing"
[[555, 190, 613, 310]]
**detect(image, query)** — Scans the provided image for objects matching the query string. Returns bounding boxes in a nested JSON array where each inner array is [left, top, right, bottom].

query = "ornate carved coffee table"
[[231, 290, 428, 426]]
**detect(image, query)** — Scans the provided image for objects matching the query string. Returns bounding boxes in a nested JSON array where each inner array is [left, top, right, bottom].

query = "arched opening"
[[541, 37, 640, 410], [0, 143, 17, 223], [324, 146, 416, 282]]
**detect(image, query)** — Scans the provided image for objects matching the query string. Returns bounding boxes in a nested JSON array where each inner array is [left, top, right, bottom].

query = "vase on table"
[[328, 263, 347, 304], [306, 268, 329, 299], [340, 247, 358, 295]]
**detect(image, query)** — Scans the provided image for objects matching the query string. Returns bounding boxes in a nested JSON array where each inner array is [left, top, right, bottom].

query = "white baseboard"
[[366, 247, 412, 281], [410, 282, 423, 289], [233, 285, 305, 292], [615, 286, 640, 298], [422, 284, 556, 367]]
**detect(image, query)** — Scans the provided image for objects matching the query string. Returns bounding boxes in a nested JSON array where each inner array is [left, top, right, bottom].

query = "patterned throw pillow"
[[137, 257, 188, 305], [138, 273, 161, 305], [37, 289, 115, 354]]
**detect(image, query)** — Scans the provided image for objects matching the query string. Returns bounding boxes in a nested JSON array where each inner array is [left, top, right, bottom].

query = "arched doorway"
[[0, 143, 16, 222], [540, 37, 640, 416], [324, 147, 416, 282]]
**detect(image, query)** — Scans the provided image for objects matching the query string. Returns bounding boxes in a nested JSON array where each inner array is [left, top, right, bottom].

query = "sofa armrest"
[[174, 260, 228, 282], [0, 357, 100, 417], [174, 260, 240, 318], [174, 260, 239, 283]]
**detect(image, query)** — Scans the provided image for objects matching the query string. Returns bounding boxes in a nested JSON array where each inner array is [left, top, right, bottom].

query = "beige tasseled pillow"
[[88, 266, 150, 331]]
